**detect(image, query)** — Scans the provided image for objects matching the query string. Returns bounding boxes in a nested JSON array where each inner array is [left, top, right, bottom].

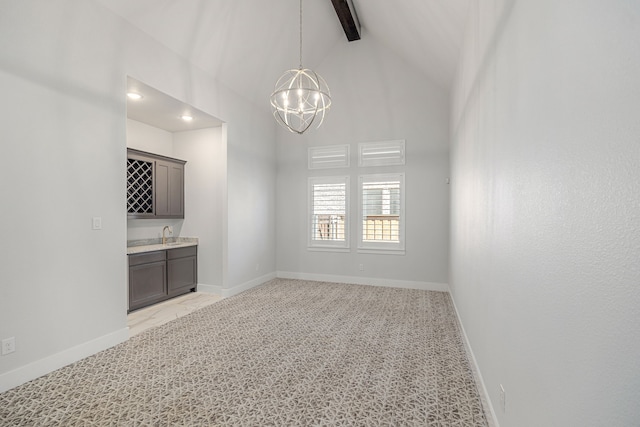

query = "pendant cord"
[[299, 0, 303, 68]]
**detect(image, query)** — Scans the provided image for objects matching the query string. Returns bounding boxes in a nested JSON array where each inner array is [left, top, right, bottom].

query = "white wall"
[[450, 1, 640, 425], [224, 107, 277, 293], [126, 121, 225, 290], [276, 34, 450, 287], [0, 0, 276, 391], [174, 128, 225, 290], [126, 119, 173, 157], [0, 0, 129, 391]]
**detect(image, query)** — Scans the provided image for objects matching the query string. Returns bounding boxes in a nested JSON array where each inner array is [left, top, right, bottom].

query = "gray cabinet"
[[128, 251, 167, 311], [127, 149, 186, 219], [167, 246, 197, 297], [128, 246, 197, 312]]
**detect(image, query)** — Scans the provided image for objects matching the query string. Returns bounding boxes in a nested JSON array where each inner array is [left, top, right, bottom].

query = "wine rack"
[[127, 158, 154, 215]]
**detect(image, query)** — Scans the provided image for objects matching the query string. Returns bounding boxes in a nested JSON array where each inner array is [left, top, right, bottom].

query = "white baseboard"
[[0, 327, 129, 394], [276, 271, 449, 292], [196, 283, 223, 296], [449, 294, 499, 427], [221, 272, 278, 298]]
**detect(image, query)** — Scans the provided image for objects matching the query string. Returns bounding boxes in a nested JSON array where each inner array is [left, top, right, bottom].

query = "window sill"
[[357, 248, 405, 256], [307, 246, 351, 253]]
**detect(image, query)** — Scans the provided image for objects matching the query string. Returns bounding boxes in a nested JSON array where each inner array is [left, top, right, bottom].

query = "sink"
[[165, 242, 183, 246]]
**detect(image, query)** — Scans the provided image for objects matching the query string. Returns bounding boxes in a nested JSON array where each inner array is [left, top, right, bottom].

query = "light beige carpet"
[[0, 279, 488, 426]]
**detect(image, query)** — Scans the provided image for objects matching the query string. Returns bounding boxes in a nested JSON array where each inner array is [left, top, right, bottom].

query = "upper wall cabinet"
[[127, 148, 186, 219]]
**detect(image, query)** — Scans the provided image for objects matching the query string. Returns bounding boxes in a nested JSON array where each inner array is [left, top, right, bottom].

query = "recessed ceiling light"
[[127, 92, 143, 100], [181, 115, 193, 121]]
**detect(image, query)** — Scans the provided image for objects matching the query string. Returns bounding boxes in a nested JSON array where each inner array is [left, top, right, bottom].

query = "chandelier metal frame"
[[270, 0, 331, 134]]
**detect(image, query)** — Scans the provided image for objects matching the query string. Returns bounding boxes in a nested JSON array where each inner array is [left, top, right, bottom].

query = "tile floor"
[[127, 292, 223, 337]]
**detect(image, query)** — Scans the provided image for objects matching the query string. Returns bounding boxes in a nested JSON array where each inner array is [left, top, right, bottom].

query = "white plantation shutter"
[[308, 145, 350, 169], [359, 173, 405, 253], [362, 181, 401, 217], [308, 176, 350, 250], [358, 140, 405, 167]]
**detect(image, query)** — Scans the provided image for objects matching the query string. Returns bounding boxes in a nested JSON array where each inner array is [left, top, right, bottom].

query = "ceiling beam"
[[330, 0, 361, 42]]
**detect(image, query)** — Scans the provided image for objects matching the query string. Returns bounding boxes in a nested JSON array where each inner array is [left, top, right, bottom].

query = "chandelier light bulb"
[[270, 68, 331, 134]]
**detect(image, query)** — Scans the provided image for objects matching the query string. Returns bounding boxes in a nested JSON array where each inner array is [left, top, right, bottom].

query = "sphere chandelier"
[[270, 0, 331, 135]]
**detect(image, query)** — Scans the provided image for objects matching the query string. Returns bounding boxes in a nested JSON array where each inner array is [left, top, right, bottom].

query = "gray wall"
[[276, 35, 451, 287], [450, 1, 640, 425], [0, 0, 276, 390]]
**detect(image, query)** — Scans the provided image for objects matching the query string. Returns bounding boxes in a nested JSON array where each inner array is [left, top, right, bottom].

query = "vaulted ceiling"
[[99, 0, 469, 114]]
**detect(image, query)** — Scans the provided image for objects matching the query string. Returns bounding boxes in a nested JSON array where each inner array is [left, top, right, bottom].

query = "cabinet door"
[[155, 161, 170, 217], [168, 162, 184, 217], [155, 160, 184, 218], [167, 256, 197, 297], [129, 260, 167, 311]]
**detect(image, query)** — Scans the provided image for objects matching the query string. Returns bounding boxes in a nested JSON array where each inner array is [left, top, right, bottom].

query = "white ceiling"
[[101, 0, 470, 130], [354, 1, 469, 89]]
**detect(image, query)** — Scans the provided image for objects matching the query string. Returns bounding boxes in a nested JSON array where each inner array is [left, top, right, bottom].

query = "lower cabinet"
[[128, 246, 197, 312], [167, 246, 198, 297]]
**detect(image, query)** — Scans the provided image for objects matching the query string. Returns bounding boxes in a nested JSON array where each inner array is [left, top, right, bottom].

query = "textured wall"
[[450, 1, 640, 425]]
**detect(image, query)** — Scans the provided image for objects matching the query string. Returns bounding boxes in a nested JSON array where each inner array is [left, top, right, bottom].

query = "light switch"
[[92, 217, 102, 230]]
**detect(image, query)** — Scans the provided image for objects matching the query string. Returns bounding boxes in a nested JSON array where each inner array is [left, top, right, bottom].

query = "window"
[[359, 173, 405, 253], [308, 145, 350, 169], [308, 176, 349, 251], [358, 140, 405, 167]]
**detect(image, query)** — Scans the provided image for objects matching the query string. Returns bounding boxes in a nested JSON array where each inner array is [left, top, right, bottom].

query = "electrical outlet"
[[2, 337, 16, 355], [359, 264, 364, 271], [499, 384, 506, 413]]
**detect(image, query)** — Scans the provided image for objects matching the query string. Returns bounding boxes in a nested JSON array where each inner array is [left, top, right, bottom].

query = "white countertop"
[[127, 237, 198, 255]]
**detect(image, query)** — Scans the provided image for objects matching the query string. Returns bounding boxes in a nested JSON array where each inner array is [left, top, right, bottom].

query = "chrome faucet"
[[162, 225, 172, 245]]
